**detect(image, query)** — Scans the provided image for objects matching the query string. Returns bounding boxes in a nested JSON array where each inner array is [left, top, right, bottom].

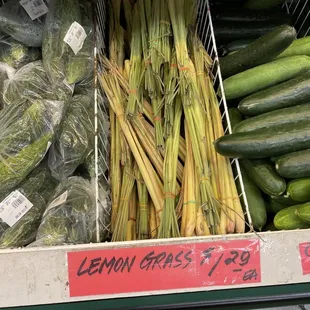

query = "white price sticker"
[[0, 191, 33, 227], [48, 191, 68, 210], [63, 22, 87, 55], [20, 0, 49, 20]]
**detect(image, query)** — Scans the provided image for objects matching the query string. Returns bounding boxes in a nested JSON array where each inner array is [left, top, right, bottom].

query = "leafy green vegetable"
[[0, 98, 64, 195], [0, 62, 15, 109], [0, 167, 58, 248], [0, 0, 44, 47], [0, 35, 41, 69], [48, 94, 94, 181], [34, 176, 97, 246], [42, 0, 81, 87]]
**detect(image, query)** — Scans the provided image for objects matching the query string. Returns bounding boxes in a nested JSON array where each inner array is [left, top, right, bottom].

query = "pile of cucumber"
[[214, 6, 310, 232]]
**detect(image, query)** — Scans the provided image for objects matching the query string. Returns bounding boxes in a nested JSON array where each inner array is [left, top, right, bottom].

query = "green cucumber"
[[296, 202, 310, 224], [214, 122, 310, 159], [220, 25, 296, 78], [221, 55, 310, 100], [275, 149, 310, 179], [270, 194, 298, 206], [274, 204, 310, 230], [213, 9, 292, 23], [287, 178, 310, 203], [244, 0, 286, 10], [238, 71, 310, 116], [277, 37, 310, 59], [235, 104, 310, 133], [228, 108, 243, 132], [240, 159, 286, 196], [266, 198, 288, 214], [239, 166, 267, 231], [214, 21, 285, 43]]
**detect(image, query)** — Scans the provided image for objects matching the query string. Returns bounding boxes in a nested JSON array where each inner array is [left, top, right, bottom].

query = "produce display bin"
[[0, 0, 310, 309]]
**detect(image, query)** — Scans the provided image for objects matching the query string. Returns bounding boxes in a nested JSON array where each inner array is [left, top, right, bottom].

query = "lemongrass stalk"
[[126, 4, 143, 118], [123, 0, 134, 41], [110, 108, 122, 233], [113, 153, 135, 242], [180, 156, 188, 237], [158, 97, 182, 238], [184, 123, 197, 237], [124, 60, 131, 80], [99, 63, 164, 221], [150, 201, 158, 238], [159, 0, 172, 64], [136, 168, 149, 240], [127, 183, 137, 241]]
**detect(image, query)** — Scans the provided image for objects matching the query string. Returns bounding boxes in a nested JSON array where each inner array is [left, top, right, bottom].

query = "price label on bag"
[[68, 239, 261, 297], [299, 242, 310, 274], [20, 0, 49, 20], [0, 190, 33, 227], [63, 22, 87, 55]]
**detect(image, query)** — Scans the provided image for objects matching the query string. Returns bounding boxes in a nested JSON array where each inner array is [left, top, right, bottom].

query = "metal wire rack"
[[94, 0, 310, 239]]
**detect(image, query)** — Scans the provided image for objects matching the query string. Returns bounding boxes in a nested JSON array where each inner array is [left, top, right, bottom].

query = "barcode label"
[[0, 191, 33, 227], [63, 22, 87, 55], [19, 0, 49, 20]]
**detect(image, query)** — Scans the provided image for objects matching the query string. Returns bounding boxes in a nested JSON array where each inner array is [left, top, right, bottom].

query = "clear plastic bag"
[[0, 0, 45, 47], [0, 34, 41, 69], [48, 94, 94, 181], [0, 98, 65, 196], [42, 0, 81, 87], [3, 60, 72, 105], [0, 167, 58, 248], [33, 176, 100, 246], [0, 62, 15, 109]]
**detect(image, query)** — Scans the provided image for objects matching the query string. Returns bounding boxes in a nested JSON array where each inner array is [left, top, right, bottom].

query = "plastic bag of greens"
[[0, 0, 45, 47], [0, 34, 41, 69], [0, 167, 58, 248], [3, 61, 72, 105], [0, 62, 15, 109], [42, 0, 81, 87], [0, 98, 65, 196], [74, 74, 94, 95], [32, 176, 100, 246], [65, 26, 93, 84], [48, 94, 94, 181]]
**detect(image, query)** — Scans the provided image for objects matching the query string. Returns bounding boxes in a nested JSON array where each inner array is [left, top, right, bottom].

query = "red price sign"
[[299, 242, 310, 274], [68, 239, 261, 297]]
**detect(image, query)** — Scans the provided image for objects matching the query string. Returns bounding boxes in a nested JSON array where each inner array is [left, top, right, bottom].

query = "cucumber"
[[220, 25, 296, 78], [274, 205, 310, 230], [213, 21, 286, 43], [287, 178, 310, 203], [228, 108, 243, 132], [296, 202, 310, 224], [277, 37, 310, 59], [213, 9, 292, 23], [221, 39, 253, 56], [240, 159, 286, 196], [275, 149, 310, 179], [244, 0, 286, 10], [221, 55, 310, 100], [238, 71, 310, 116], [235, 104, 310, 133], [239, 166, 267, 231], [214, 122, 310, 159], [270, 194, 298, 206], [266, 198, 288, 214]]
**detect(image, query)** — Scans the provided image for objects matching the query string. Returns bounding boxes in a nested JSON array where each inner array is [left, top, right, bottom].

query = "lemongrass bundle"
[[126, 5, 143, 118], [127, 183, 137, 241], [158, 96, 182, 239], [167, 0, 220, 234]]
